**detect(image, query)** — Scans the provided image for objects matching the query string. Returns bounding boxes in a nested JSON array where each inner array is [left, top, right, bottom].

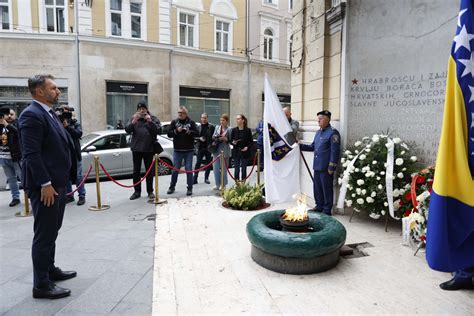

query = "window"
[[179, 87, 230, 126], [91, 135, 123, 151], [215, 20, 230, 53], [263, 0, 278, 8], [263, 28, 274, 60], [0, 0, 10, 30], [106, 81, 148, 129], [179, 12, 196, 47], [130, 1, 142, 38], [45, 0, 65, 33], [289, 0, 293, 11], [110, 0, 122, 36]]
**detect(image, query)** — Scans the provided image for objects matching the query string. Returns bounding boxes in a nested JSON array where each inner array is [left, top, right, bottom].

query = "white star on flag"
[[469, 85, 474, 103], [453, 26, 474, 53], [457, 9, 467, 27], [459, 53, 474, 78]]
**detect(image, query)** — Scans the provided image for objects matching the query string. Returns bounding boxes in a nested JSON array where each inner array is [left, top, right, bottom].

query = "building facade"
[[0, 0, 292, 132]]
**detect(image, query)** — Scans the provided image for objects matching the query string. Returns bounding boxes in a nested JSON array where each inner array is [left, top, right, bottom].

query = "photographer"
[[125, 100, 161, 201], [0, 107, 22, 207], [166, 106, 198, 196], [58, 106, 86, 206]]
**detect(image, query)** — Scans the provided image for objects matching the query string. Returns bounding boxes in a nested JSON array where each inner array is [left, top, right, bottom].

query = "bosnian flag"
[[426, 0, 474, 272], [263, 74, 300, 203]]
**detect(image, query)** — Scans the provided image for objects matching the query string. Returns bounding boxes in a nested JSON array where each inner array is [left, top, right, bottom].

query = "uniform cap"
[[317, 110, 331, 118]]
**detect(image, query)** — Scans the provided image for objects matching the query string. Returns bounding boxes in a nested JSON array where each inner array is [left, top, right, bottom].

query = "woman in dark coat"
[[230, 114, 253, 181]]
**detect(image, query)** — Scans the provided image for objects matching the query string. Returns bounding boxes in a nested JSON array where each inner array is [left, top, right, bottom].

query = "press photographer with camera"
[[125, 100, 162, 201], [0, 107, 22, 207], [57, 105, 86, 206]]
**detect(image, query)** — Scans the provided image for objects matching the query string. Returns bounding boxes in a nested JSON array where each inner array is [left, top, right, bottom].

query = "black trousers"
[[193, 149, 212, 181], [132, 151, 154, 194], [30, 186, 67, 288]]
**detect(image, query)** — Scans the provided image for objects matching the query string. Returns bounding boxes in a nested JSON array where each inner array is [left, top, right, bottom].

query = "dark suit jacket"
[[18, 101, 72, 191]]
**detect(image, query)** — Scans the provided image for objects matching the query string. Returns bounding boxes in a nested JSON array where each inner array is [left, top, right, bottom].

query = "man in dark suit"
[[18, 74, 76, 299]]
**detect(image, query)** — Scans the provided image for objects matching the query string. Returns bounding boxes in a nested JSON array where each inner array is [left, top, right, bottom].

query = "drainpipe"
[[74, 0, 82, 124], [300, 2, 306, 122], [246, 0, 251, 121]]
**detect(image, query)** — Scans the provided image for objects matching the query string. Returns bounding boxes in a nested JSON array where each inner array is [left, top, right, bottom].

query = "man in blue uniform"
[[300, 110, 340, 215]]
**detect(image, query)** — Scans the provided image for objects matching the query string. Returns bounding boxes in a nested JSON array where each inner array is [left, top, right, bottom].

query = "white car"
[[80, 130, 174, 179]]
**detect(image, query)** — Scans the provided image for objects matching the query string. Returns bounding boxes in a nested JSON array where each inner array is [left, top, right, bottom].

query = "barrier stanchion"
[[149, 155, 167, 205], [15, 191, 32, 217], [220, 151, 225, 195], [256, 149, 261, 186], [89, 156, 110, 211]]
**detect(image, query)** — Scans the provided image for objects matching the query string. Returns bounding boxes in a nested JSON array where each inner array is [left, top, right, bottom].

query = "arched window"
[[263, 28, 274, 60]]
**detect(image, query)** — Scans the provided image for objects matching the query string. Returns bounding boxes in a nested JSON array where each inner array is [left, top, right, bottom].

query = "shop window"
[[179, 87, 230, 125], [106, 81, 148, 129]]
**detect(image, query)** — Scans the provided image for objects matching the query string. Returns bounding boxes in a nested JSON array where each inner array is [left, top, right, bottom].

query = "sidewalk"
[[152, 196, 474, 314], [0, 171, 230, 316]]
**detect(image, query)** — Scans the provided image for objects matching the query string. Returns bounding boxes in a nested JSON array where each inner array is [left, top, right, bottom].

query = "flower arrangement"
[[223, 183, 264, 210], [406, 166, 435, 245], [338, 134, 420, 219]]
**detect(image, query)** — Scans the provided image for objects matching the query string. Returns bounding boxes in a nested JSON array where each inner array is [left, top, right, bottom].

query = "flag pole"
[[300, 151, 314, 182]]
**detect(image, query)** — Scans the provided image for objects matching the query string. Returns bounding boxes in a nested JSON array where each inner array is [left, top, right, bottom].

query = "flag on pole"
[[263, 74, 301, 203], [426, 0, 474, 272]]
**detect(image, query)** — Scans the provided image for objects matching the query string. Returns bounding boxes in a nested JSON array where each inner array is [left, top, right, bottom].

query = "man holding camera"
[[167, 106, 198, 196], [0, 107, 22, 207], [58, 106, 86, 206], [125, 100, 161, 200]]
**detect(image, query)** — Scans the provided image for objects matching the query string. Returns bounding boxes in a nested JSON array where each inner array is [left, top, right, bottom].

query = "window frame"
[[0, 0, 12, 31], [106, 0, 147, 40], [263, 28, 274, 61], [40, 0, 68, 34], [214, 17, 232, 54], [177, 8, 199, 49], [262, 0, 278, 10]]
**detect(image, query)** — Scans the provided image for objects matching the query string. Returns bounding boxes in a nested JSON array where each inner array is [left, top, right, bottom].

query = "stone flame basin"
[[246, 210, 347, 274]]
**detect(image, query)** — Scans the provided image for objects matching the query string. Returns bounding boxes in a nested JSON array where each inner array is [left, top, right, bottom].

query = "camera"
[[56, 106, 75, 123]]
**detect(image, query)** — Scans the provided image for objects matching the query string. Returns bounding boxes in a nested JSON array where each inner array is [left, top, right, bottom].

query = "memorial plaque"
[[345, 0, 458, 165]]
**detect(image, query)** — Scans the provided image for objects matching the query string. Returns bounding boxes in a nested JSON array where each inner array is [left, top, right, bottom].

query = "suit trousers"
[[29, 186, 67, 288], [132, 151, 154, 194], [313, 170, 334, 215]]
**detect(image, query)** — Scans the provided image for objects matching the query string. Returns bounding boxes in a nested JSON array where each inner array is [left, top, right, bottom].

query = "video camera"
[[55, 105, 75, 123], [0, 107, 11, 119]]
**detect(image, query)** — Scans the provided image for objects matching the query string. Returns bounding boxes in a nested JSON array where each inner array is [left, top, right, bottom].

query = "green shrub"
[[223, 183, 264, 210]]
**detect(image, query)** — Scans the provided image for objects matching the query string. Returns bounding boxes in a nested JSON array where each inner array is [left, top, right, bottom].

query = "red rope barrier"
[[223, 154, 258, 182], [242, 154, 258, 181], [66, 164, 93, 197], [158, 154, 221, 174], [100, 159, 156, 188]]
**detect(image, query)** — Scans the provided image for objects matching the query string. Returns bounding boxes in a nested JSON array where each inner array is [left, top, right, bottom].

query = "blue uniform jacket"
[[300, 124, 341, 172], [18, 101, 72, 191]]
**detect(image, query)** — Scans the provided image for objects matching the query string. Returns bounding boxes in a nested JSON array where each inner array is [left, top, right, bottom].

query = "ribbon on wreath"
[[336, 150, 363, 209], [385, 138, 399, 219]]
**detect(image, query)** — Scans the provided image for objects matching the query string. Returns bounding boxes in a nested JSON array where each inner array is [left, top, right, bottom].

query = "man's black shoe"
[[439, 276, 474, 291], [308, 207, 323, 213], [65, 196, 75, 204], [9, 199, 20, 207], [77, 196, 86, 206], [186, 188, 193, 196], [33, 284, 71, 299], [204, 179, 210, 184], [49, 267, 77, 281], [129, 192, 141, 200], [167, 187, 175, 194], [148, 192, 155, 200]]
